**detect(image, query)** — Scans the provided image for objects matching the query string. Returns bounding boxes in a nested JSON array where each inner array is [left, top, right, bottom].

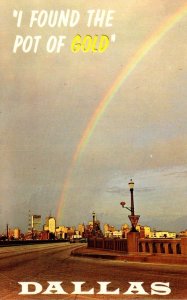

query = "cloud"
[[107, 186, 155, 194], [163, 169, 187, 177]]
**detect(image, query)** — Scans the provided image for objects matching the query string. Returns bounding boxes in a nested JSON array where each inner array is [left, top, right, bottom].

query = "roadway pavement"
[[0, 242, 186, 299]]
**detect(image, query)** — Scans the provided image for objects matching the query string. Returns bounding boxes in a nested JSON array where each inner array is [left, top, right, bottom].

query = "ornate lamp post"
[[120, 179, 140, 232], [129, 179, 135, 216]]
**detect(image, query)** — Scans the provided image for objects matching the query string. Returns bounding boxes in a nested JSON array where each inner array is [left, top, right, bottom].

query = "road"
[[0, 242, 186, 300]]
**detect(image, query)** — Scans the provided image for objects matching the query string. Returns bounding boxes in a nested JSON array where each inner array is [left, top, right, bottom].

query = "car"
[[79, 238, 87, 243]]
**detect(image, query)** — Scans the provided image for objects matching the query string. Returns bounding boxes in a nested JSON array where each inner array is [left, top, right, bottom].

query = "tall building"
[[28, 210, 32, 233], [32, 215, 42, 232], [48, 217, 56, 234], [14, 228, 20, 239], [44, 216, 56, 234]]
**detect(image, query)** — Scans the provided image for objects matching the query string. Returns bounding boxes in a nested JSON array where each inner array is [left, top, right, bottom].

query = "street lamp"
[[129, 179, 135, 216], [92, 211, 96, 236], [120, 179, 140, 232]]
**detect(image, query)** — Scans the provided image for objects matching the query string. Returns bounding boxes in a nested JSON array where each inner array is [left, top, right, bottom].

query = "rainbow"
[[56, 3, 187, 223]]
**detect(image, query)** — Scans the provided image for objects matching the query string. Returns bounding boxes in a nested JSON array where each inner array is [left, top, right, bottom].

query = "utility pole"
[[6, 223, 9, 241]]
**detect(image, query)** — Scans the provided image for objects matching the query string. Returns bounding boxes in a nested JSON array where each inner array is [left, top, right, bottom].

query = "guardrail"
[[88, 238, 128, 252], [139, 238, 184, 255], [88, 237, 187, 256]]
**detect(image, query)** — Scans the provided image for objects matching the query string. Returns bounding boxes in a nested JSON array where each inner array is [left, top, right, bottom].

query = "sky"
[[0, 0, 187, 233]]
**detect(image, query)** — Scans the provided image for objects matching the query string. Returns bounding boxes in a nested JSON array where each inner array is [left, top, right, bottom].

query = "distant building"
[[67, 227, 76, 239], [179, 229, 187, 237], [121, 224, 130, 238], [44, 216, 50, 230], [104, 224, 123, 238], [8, 228, 14, 240], [136, 225, 151, 238], [43, 216, 56, 239], [14, 228, 20, 239], [144, 226, 151, 238], [78, 224, 85, 237], [40, 231, 49, 240], [86, 214, 103, 237], [84, 216, 103, 238], [8, 227, 21, 240], [56, 226, 75, 239], [135, 225, 176, 239], [56, 226, 68, 239], [93, 218, 103, 237], [121, 224, 129, 230], [104, 224, 116, 235], [113, 230, 123, 238], [48, 217, 56, 234], [110, 230, 123, 238], [32, 215, 42, 232], [149, 231, 176, 239], [84, 224, 93, 238], [44, 216, 56, 232]]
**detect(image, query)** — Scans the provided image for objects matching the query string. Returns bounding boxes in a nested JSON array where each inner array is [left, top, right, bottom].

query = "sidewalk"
[[71, 246, 187, 265], [71, 246, 127, 260]]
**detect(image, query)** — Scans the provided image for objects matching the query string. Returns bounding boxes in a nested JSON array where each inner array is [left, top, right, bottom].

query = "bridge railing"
[[138, 238, 185, 255], [88, 237, 187, 255], [88, 237, 128, 252]]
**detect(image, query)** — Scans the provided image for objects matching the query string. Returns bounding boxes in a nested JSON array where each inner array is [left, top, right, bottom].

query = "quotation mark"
[[13, 10, 18, 18], [111, 34, 116, 42], [13, 9, 23, 27]]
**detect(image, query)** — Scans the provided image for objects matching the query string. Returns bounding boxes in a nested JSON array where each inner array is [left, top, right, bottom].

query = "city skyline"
[[1, 208, 186, 235], [1, 1, 187, 233]]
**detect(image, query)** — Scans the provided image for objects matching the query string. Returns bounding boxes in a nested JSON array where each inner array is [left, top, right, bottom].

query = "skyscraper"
[[32, 215, 42, 232]]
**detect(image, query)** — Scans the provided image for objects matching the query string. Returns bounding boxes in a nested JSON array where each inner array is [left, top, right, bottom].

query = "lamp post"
[[6, 223, 9, 241], [120, 179, 140, 232], [128, 179, 137, 232], [92, 211, 96, 236], [129, 179, 135, 216]]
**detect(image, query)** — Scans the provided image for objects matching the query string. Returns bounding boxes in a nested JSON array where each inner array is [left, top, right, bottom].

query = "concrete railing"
[[88, 237, 187, 256], [139, 238, 187, 255], [88, 237, 128, 252]]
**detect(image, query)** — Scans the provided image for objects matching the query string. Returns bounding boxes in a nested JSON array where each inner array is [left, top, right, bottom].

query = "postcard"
[[0, 1, 187, 299]]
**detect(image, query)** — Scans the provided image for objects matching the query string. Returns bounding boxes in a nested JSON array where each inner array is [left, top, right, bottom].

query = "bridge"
[[88, 235, 187, 264]]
